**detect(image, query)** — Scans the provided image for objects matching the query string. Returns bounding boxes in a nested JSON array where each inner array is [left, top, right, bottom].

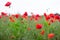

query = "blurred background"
[[0, 0, 60, 15]]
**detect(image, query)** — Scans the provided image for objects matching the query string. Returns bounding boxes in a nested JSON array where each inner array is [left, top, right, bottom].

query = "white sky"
[[0, 0, 60, 15]]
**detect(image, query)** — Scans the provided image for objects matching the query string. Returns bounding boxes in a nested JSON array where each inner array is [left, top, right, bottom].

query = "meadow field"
[[0, 12, 60, 40], [0, 1, 60, 40]]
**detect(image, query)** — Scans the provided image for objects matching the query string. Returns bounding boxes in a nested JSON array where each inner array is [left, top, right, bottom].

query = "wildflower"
[[5, 2, 11, 7], [23, 12, 28, 16], [31, 14, 35, 18], [50, 19, 54, 23], [40, 30, 45, 35], [48, 33, 55, 39], [34, 16, 39, 20], [22, 15, 28, 19], [9, 16, 15, 22], [44, 13, 47, 17], [45, 16, 50, 21], [11, 14, 15, 17], [35, 14, 40, 17], [15, 14, 19, 18], [49, 13, 55, 18], [0, 15, 2, 19], [1, 12, 7, 16], [54, 15, 59, 20], [22, 12, 28, 19], [36, 24, 42, 29], [34, 14, 41, 20]]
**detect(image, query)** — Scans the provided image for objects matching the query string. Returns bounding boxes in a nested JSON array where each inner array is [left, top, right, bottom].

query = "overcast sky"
[[0, 0, 60, 15]]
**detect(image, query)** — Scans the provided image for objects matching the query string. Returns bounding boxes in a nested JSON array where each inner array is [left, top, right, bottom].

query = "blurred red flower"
[[45, 16, 50, 21], [23, 12, 28, 16], [34, 14, 41, 20], [5, 2, 11, 7], [44, 13, 47, 17], [36, 24, 42, 29], [15, 14, 20, 18], [22, 15, 28, 19], [11, 14, 15, 17], [40, 30, 45, 35], [1, 12, 7, 16], [54, 15, 59, 19], [0, 15, 2, 19], [35, 14, 40, 17], [35, 17, 39, 20], [22, 12, 28, 19], [49, 13, 55, 18], [31, 14, 35, 18], [50, 19, 54, 23], [48, 33, 55, 39]]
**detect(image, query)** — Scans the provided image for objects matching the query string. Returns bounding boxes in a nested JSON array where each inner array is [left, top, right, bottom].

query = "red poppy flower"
[[36, 24, 42, 29], [45, 16, 50, 21], [49, 13, 55, 18], [23, 12, 28, 16], [44, 13, 47, 17], [54, 15, 59, 20], [50, 19, 54, 23], [5, 2, 11, 7], [31, 14, 35, 18], [11, 14, 15, 17], [15, 14, 20, 18], [1, 12, 7, 16], [48, 33, 55, 39], [35, 14, 40, 17], [35, 17, 39, 20], [40, 30, 45, 35], [22, 15, 28, 19], [0, 15, 2, 19]]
